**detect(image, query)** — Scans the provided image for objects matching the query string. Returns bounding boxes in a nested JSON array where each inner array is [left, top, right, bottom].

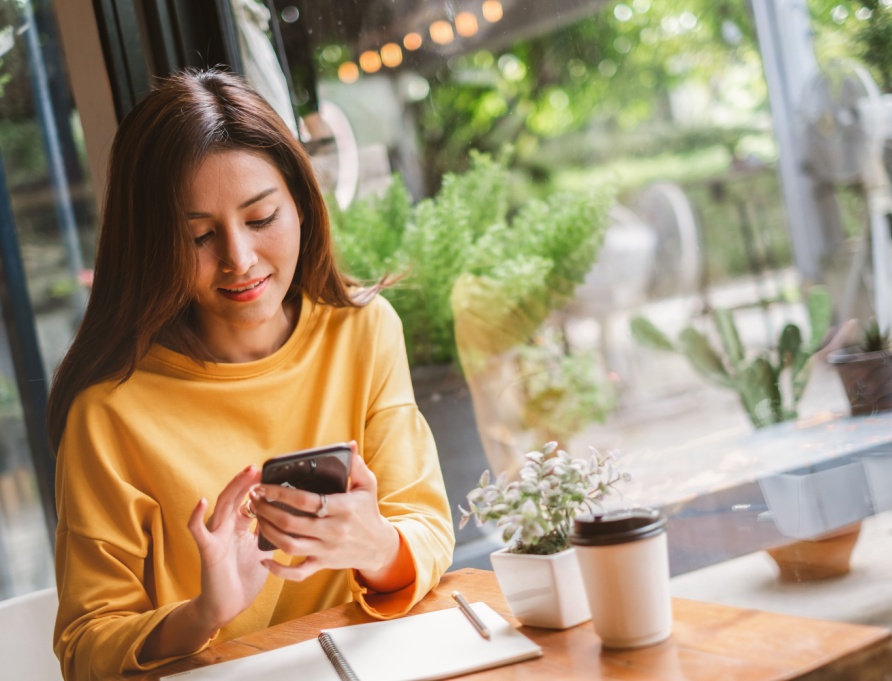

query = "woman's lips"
[[218, 276, 270, 302]]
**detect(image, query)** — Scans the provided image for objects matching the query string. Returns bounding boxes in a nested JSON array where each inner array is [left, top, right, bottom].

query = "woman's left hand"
[[250, 442, 402, 584]]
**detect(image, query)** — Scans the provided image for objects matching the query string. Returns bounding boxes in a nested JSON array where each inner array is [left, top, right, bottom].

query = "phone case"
[[257, 443, 352, 551]]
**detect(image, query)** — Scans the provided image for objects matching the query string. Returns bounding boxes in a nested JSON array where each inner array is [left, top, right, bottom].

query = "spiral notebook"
[[161, 602, 542, 681]]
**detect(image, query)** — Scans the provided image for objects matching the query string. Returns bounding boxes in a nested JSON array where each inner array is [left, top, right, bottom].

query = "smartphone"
[[257, 442, 353, 551]]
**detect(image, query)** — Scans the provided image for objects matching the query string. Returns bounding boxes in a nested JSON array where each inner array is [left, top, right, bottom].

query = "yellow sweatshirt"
[[53, 294, 455, 680]]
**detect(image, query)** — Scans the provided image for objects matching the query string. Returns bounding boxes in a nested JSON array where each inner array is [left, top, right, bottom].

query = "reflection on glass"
[[270, 0, 892, 627]]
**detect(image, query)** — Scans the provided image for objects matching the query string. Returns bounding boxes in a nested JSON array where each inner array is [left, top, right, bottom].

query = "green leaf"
[[738, 358, 784, 428], [713, 308, 745, 367], [678, 327, 733, 388], [805, 285, 832, 352], [777, 324, 803, 369], [629, 316, 675, 351]]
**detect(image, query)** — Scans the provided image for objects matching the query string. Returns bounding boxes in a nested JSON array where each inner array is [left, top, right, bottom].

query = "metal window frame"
[[95, 0, 244, 119], [0, 156, 56, 545]]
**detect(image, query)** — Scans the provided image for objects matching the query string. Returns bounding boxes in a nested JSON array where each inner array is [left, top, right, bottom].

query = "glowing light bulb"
[[455, 12, 479, 37], [359, 50, 382, 73], [338, 62, 359, 83], [482, 0, 503, 22], [404, 32, 423, 50], [380, 42, 403, 67], [429, 20, 454, 45]]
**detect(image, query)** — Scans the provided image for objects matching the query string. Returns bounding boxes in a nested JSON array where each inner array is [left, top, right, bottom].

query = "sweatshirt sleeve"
[[53, 396, 212, 680], [349, 298, 456, 617]]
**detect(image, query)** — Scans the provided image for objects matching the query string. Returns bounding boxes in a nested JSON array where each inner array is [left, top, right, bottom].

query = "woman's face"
[[185, 150, 301, 360]]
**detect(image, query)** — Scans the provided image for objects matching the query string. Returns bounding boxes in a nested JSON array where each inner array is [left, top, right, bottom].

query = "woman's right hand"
[[187, 463, 272, 630], [140, 464, 271, 663]]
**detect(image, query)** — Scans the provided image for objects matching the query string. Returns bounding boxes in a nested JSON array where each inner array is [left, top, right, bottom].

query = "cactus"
[[857, 317, 892, 353], [630, 286, 832, 429]]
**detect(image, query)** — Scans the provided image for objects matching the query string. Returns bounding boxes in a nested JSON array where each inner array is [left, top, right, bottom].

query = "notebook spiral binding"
[[318, 631, 362, 681]]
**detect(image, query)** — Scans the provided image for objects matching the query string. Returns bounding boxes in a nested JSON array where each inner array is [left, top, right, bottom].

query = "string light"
[[455, 12, 479, 37], [359, 50, 382, 73], [338, 62, 359, 83], [482, 0, 503, 22], [429, 20, 454, 45], [380, 42, 403, 67], [404, 32, 423, 50]]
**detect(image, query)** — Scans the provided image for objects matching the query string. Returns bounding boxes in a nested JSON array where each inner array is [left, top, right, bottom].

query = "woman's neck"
[[209, 299, 301, 363]]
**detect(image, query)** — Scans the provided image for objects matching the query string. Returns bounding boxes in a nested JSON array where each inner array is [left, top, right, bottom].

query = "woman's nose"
[[217, 228, 258, 274]]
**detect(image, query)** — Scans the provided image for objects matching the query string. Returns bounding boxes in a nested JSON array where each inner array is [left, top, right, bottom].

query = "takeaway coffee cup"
[[570, 508, 672, 649]]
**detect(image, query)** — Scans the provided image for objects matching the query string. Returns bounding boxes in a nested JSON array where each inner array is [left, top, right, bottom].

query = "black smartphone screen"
[[257, 443, 352, 551]]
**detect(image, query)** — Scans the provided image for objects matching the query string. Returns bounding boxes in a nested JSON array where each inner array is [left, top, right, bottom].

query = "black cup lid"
[[570, 508, 666, 546]]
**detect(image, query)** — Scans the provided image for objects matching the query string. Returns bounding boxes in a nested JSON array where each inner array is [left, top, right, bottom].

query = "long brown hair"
[[47, 68, 358, 453]]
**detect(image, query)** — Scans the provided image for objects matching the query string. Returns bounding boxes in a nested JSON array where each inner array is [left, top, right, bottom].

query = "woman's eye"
[[248, 209, 279, 229], [194, 232, 213, 246]]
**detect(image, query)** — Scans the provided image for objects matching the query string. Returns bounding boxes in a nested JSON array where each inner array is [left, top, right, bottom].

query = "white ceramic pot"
[[758, 459, 872, 539], [861, 450, 892, 513], [489, 546, 591, 629]]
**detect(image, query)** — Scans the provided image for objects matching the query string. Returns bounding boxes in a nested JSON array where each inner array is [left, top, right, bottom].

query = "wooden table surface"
[[123, 568, 892, 680]]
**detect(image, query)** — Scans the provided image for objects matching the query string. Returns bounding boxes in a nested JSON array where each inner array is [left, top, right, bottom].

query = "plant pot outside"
[[758, 459, 869, 582], [765, 521, 862, 582], [489, 546, 591, 629], [827, 347, 892, 416], [861, 450, 892, 513], [757, 459, 872, 540]]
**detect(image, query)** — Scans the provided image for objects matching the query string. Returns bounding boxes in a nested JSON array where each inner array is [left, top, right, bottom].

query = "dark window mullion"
[[0, 156, 55, 546]]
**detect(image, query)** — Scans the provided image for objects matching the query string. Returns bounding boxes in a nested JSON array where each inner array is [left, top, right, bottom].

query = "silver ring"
[[315, 493, 328, 518], [243, 500, 257, 520]]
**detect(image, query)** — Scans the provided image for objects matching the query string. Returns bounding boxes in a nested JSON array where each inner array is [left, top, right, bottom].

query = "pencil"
[[451, 590, 492, 640]]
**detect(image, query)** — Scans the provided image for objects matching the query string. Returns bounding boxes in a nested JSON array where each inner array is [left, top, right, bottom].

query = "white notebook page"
[[162, 602, 541, 681]]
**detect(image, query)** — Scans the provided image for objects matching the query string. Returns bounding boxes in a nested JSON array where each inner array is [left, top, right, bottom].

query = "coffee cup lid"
[[570, 508, 666, 546]]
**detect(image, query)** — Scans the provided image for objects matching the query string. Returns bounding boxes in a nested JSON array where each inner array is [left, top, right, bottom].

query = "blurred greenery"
[[0, 120, 46, 185], [329, 152, 613, 366], [308, 0, 891, 289], [516, 326, 617, 444], [810, 0, 892, 90], [0, 371, 20, 419], [411, 0, 767, 190]]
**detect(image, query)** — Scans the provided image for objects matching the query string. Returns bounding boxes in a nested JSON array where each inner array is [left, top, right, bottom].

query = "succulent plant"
[[857, 317, 892, 354], [629, 286, 832, 429]]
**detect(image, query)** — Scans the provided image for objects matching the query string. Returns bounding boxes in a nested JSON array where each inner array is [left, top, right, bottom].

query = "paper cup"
[[570, 508, 672, 649]]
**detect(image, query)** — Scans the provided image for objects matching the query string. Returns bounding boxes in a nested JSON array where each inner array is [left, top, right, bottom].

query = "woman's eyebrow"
[[187, 187, 279, 219]]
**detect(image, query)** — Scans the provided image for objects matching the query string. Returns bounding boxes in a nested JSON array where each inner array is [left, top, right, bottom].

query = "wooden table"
[[124, 568, 892, 680]]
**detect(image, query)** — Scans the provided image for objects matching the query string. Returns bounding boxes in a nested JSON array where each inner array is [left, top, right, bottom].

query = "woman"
[[48, 68, 454, 680]]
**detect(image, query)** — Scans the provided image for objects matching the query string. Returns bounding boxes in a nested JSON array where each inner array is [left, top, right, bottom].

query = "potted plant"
[[630, 287, 870, 581], [458, 441, 629, 628], [827, 317, 892, 416], [629, 286, 832, 429], [329, 151, 613, 371], [632, 286, 866, 581]]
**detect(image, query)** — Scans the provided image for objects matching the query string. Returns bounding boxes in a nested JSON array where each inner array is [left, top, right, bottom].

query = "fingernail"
[[243, 464, 255, 473], [251, 486, 267, 499]]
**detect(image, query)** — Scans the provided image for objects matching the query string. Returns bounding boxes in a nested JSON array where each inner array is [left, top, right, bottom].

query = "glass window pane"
[[0, 0, 97, 599], [0, 313, 52, 599], [255, 0, 891, 627]]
